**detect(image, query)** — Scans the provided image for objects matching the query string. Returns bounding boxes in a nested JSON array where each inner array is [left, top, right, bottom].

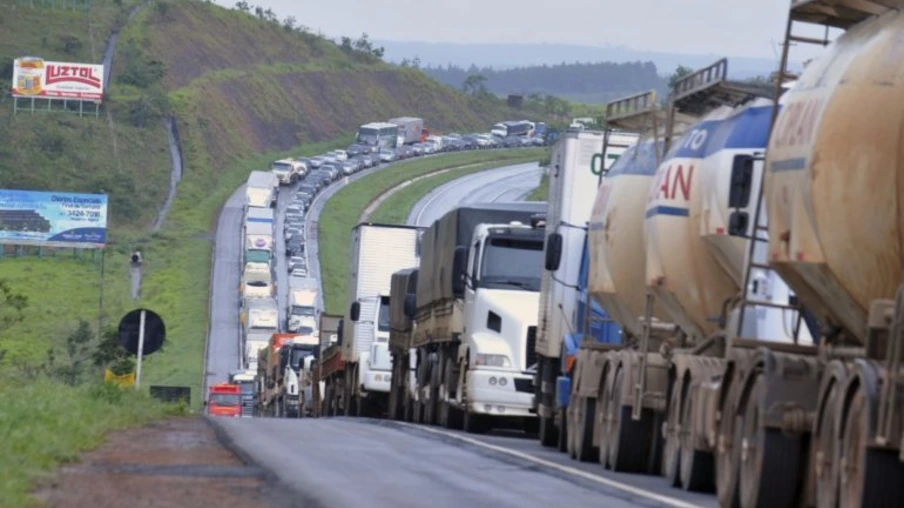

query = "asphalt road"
[[407, 162, 542, 226], [207, 153, 716, 508]]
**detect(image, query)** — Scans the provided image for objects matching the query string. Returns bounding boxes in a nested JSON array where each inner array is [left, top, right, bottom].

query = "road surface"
[[207, 154, 717, 508], [407, 162, 542, 226]]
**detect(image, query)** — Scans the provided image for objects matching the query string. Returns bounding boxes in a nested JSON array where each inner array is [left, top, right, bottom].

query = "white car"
[[288, 256, 306, 272], [290, 266, 309, 280], [332, 150, 348, 162]]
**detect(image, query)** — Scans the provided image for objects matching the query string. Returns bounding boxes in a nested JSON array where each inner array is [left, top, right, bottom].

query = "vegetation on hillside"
[[419, 61, 668, 105], [0, 0, 535, 387]]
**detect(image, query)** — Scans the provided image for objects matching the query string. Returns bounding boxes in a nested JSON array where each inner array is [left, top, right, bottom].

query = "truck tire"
[[679, 383, 714, 492], [573, 396, 598, 462], [441, 357, 463, 429]]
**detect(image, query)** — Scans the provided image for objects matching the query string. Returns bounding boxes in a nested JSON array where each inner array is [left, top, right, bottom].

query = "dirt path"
[[34, 418, 303, 508]]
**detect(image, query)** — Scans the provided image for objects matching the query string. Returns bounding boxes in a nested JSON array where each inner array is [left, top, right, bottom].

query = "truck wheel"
[[539, 414, 558, 447], [813, 374, 843, 508], [679, 383, 714, 492], [463, 410, 487, 434], [426, 357, 440, 425], [716, 382, 742, 508], [838, 384, 904, 508], [596, 365, 614, 468], [663, 380, 683, 485], [441, 358, 462, 429], [738, 374, 802, 508], [557, 407, 568, 453], [388, 357, 400, 421], [574, 396, 598, 462], [607, 368, 653, 473]]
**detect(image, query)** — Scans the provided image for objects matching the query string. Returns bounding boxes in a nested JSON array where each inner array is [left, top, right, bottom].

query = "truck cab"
[[455, 221, 545, 421], [271, 158, 305, 185], [228, 370, 257, 417], [207, 383, 241, 417], [288, 289, 319, 333]]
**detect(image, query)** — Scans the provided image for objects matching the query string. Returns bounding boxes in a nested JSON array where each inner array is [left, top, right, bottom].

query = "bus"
[[356, 122, 400, 150], [490, 120, 535, 138]]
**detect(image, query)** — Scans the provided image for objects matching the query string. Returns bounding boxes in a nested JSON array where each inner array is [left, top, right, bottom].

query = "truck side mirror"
[[452, 246, 468, 296], [337, 320, 344, 345], [544, 233, 563, 271], [350, 302, 360, 322], [728, 211, 749, 237], [404, 293, 417, 319], [729, 154, 754, 209]]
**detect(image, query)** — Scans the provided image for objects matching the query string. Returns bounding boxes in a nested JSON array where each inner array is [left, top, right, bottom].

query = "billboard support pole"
[[135, 309, 146, 389], [97, 249, 105, 340]]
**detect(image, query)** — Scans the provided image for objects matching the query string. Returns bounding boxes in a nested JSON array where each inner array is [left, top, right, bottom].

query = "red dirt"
[[34, 417, 297, 508]]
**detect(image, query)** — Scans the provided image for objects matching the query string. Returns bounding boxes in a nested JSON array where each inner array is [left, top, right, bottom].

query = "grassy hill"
[[0, 0, 530, 390]]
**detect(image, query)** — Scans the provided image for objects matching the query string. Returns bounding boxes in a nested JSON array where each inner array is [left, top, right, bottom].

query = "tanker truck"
[[411, 202, 547, 432], [700, 4, 904, 507], [579, 56, 822, 503], [387, 268, 419, 421], [318, 223, 422, 418], [531, 128, 634, 449]]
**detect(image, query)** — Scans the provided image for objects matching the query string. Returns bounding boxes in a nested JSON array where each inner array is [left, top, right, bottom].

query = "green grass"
[[319, 148, 544, 314], [368, 157, 544, 225], [0, 380, 185, 508], [527, 173, 549, 201]]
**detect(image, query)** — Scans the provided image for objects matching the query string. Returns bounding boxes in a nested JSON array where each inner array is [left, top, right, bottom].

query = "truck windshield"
[[245, 249, 270, 263], [290, 347, 315, 369], [239, 382, 254, 395], [479, 237, 543, 291], [378, 296, 390, 332], [271, 162, 291, 172], [209, 393, 240, 406], [291, 305, 315, 316]]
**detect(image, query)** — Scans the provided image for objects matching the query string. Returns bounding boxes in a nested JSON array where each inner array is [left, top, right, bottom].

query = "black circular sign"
[[117, 308, 166, 356]]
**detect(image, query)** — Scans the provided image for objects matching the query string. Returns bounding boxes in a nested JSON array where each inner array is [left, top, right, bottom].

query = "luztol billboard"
[[11, 57, 104, 102], [0, 189, 108, 248]]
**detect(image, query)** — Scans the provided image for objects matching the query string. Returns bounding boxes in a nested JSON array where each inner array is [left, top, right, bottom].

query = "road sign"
[[117, 308, 165, 389]]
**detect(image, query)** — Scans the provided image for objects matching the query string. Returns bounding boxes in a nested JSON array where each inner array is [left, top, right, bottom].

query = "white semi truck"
[[410, 203, 547, 432], [318, 223, 422, 417], [245, 171, 278, 209], [288, 288, 319, 333], [241, 297, 279, 371]]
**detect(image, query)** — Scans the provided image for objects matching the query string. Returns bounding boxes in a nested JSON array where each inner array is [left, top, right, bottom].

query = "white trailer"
[[288, 288, 319, 333], [320, 223, 422, 417], [245, 171, 278, 209]]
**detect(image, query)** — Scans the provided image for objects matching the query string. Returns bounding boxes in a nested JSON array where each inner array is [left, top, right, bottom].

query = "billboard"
[[11, 57, 104, 102], [0, 189, 108, 248]]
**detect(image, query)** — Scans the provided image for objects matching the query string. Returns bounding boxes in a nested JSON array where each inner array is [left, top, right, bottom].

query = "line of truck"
[[305, 3, 904, 505]]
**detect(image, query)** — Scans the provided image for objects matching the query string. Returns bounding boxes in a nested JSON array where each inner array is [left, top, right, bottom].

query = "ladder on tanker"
[[731, 0, 892, 350], [602, 90, 692, 420]]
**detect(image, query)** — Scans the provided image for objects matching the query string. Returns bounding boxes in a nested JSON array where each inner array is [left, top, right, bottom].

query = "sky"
[[215, 0, 832, 60]]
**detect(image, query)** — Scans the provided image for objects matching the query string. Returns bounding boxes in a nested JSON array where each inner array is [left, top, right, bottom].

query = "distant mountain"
[[375, 41, 801, 80]]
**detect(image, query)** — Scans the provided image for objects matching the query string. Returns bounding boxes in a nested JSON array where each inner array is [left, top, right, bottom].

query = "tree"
[[668, 65, 694, 88], [283, 15, 296, 31], [462, 74, 488, 95], [0, 279, 28, 364], [48, 320, 94, 386], [234, 1, 250, 12], [93, 326, 135, 376], [254, 5, 264, 18]]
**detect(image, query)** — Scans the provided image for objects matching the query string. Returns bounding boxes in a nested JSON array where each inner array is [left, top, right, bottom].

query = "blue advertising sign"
[[0, 189, 108, 248]]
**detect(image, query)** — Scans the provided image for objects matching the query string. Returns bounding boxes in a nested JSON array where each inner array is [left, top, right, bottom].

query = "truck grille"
[[525, 326, 537, 369]]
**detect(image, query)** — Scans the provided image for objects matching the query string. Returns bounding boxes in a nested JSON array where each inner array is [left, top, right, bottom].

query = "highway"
[[206, 155, 719, 507]]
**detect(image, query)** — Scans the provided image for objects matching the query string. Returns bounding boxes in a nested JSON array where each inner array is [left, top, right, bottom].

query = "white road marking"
[[395, 422, 703, 508]]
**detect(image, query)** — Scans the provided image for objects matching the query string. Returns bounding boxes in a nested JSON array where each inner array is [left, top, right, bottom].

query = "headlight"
[[475, 353, 511, 368]]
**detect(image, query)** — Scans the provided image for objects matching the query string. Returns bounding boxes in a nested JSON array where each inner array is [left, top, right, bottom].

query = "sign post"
[[135, 309, 147, 389], [117, 308, 166, 390]]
